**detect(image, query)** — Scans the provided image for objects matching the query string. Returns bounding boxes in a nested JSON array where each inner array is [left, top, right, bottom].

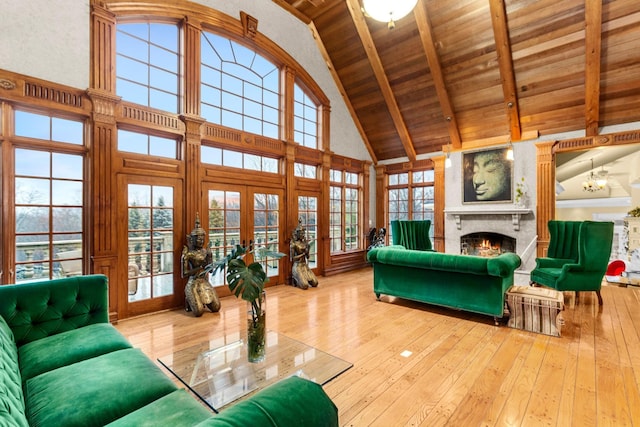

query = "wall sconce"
[[506, 141, 514, 161]]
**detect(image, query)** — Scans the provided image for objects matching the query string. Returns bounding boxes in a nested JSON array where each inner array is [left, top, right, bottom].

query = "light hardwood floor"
[[114, 268, 640, 426]]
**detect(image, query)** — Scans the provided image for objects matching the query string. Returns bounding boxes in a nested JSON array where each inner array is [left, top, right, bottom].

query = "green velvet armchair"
[[530, 220, 614, 305], [390, 220, 433, 251]]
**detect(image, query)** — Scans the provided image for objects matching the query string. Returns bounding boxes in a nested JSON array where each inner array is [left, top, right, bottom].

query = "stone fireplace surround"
[[444, 206, 537, 286]]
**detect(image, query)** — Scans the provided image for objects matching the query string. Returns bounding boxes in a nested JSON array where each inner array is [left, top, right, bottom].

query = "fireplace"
[[461, 232, 516, 257]]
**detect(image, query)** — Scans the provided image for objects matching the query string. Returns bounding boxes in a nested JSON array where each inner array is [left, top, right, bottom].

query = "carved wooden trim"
[[240, 11, 258, 39], [0, 78, 16, 90], [118, 102, 183, 134], [86, 88, 120, 124], [202, 123, 285, 156]]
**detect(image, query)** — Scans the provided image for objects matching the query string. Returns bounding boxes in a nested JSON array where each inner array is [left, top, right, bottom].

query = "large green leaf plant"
[[203, 244, 285, 323]]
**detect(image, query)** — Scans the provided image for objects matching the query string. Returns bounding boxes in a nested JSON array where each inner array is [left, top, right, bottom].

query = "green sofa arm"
[[195, 376, 338, 427], [534, 257, 576, 269], [0, 275, 109, 346]]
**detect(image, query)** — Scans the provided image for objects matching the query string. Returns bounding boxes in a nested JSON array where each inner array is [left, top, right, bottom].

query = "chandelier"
[[582, 159, 607, 192], [362, 0, 419, 29]]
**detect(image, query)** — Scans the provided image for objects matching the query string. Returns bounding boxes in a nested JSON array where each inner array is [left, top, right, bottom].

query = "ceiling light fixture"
[[362, 0, 418, 29], [582, 159, 606, 192]]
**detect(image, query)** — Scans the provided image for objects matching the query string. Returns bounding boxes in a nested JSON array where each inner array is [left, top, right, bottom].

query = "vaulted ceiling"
[[274, 0, 640, 163]]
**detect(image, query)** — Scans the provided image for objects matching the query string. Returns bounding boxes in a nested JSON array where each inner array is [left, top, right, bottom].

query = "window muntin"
[[118, 129, 178, 159], [293, 83, 318, 149], [15, 149, 84, 282], [116, 22, 179, 113], [330, 169, 361, 253], [201, 145, 278, 173], [201, 31, 279, 138]]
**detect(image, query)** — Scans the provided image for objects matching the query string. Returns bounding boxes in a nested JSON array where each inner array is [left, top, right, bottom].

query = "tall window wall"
[[387, 169, 435, 243], [330, 169, 361, 253]]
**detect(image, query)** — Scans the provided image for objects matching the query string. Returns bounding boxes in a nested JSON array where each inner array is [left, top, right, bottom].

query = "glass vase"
[[247, 291, 266, 363]]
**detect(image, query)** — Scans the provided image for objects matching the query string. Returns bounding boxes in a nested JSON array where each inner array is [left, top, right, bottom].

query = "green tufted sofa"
[[0, 275, 338, 427], [367, 246, 521, 323]]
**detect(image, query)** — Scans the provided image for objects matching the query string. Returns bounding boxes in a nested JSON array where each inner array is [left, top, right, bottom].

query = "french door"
[[119, 176, 183, 317], [205, 184, 284, 290]]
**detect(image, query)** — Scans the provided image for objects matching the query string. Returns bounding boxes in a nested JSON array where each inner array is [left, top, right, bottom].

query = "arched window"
[[201, 31, 279, 138]]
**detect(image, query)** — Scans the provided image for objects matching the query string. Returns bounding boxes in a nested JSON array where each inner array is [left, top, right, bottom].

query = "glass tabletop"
[[158, 330, 352, 412]]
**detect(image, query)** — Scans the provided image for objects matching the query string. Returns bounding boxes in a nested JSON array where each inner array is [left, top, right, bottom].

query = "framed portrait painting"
[[462, 147, 513, 204]]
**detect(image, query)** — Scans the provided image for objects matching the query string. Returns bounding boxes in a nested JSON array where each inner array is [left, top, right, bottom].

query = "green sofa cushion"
[[18, 323, 133, 383], [0, 316, 28, 427], [105, 389, 212, 427], [25, 348, 178, 427], [194, 376, 338, 427], [0, 275, 109, 346], [368, 246, 520, 278]]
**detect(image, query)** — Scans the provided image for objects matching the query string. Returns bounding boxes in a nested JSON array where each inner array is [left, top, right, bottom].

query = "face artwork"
[[470, 151, 510, 201]]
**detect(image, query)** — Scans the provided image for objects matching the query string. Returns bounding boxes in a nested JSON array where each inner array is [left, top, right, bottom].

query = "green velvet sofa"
[[0, 275, 338, 427], [367, 246, 521, 323]]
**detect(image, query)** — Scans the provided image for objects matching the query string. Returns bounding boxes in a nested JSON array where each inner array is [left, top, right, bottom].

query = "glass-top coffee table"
[[158, 330, 352, 412]]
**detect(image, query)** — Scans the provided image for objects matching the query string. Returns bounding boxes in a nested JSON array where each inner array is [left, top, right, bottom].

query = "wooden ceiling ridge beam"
[[584, 0, 602, 137], [488, 0, 521, 142], [414, 0, 462, 150], [271, 0, 311, 24], [307, 21, 379, 163], [345, 0, 417, 162]]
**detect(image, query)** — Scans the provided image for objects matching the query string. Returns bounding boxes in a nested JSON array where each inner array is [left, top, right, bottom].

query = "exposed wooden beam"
[[489, 0, 521, 141], [584, 0, 602, 137], [413, 0, 461, 150], [345, 0, 417, 162], [308, 22, 378, 163], [271, 0, 311, 24]]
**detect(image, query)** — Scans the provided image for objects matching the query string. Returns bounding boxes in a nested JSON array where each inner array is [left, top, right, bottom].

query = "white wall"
[[0, 0, 371, 163]]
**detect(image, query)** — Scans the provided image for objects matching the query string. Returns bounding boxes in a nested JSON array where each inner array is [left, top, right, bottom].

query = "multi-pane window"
[[13, 111, 84, 283], [127, 184, 175, 302], [118, 129, 178, 159], [253, 193, 280, 277], [201, 146, 278, 173], [297, 196, 318, 268], [293, 83, 318, 149], [116, 22, 179, 113], [330, 169, 360, 253], [201, 31, 279, 138], [294, 163, 317, 179], [387, 170, 435, 243]]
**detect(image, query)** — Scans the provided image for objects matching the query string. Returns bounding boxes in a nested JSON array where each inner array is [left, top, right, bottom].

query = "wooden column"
[[536, 141, 555, 257], [362, 161, 371, 257], [320, 151, 332, 273], [284, 141, 297, 282], [432, 156, 445, 252], [375, 165, 386, 230], [183, 17, 201, 118], [89, 2, 119, 319]]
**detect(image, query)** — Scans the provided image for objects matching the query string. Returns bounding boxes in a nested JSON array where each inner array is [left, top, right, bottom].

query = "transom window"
[[15, 110, 83, 145], [201, 31, 279, 138], [201, 145, 278, 173], [118, 129, 178, 159], [116, 22, 180, 113], [294, 83, 318, 149], [294, 163, 317, 179]]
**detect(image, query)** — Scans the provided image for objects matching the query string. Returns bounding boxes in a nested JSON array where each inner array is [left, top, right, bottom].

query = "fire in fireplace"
[[461, 232, 516, 257]]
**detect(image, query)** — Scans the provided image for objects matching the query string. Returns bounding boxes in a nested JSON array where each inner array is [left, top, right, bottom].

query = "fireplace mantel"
[[444, 207, 532, 231]]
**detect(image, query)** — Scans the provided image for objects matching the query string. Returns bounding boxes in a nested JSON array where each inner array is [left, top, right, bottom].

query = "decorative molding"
[[444, 207, 532, 231], [0, 78, 16, 90], [240, 11, 258, 39]]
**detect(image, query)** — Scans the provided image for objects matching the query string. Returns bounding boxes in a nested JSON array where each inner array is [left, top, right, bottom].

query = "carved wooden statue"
[[181, 213, 221, 316], [290, 219, 318, 290]]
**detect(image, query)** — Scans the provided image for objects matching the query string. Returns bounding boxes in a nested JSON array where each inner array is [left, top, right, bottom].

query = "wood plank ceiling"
[[273, 0, 640, 163]]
